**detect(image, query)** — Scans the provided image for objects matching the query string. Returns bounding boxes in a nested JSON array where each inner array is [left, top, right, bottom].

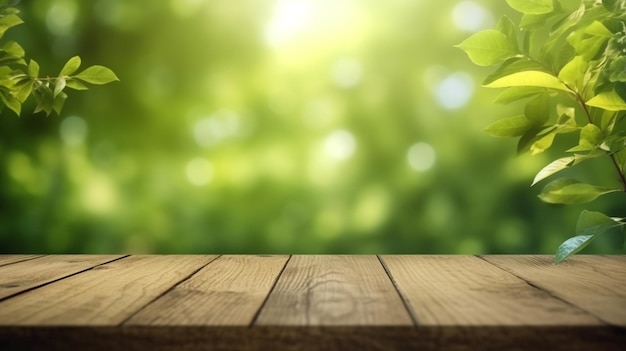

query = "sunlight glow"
[[435, 72, 474, 110], [332, 58, 363, 89], [82, 175, 118, 214], [46, 0, 78, 36], [324, 129, 356, 161], [452, 1, 494, 32], [193, 110, 240, 148], [186, 158, 214, 186], [60, 116, 88, 146], [263, 0, 361, 51], [264, 0, 316, 47], [407, 142, 436, 172]]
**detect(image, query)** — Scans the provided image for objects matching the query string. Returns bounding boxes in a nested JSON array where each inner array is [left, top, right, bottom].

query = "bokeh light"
[[1, 0, 621, 255]]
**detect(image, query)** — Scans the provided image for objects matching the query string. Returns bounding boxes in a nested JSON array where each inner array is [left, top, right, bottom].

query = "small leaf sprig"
[[0, 1, 118, 116], [457, 0, 626, 263]]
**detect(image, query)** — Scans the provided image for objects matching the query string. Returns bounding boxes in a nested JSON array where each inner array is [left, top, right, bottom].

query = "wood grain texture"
[[0, 255, 45, 267], [0, 255, 217, 326], [381, 255, 601, 326], [255, 255, 413, 326], [603, 255, 626, 263], [1, 326, 625, 351], [126, 255, 288, 326], [481, 255, 626, 326], [0, 255, 122, 301]]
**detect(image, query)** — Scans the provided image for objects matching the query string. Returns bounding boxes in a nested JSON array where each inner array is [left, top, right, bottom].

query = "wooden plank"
[[0, 255, 45, 267], [381, 255, 602, 326], [0, 255, 217, 325], [0, 255, 123, 301], [602, 255, 626, 263], [481, 255, 626, 326], [1, 326, 625, 351], [255, 255, 413, 326], [126, 255, 289, 326]]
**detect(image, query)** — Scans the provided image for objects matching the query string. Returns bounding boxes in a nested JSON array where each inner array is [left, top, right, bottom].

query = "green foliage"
[[459, 0, 626, 263], [0, 2, 117, 117], [554, 210, 623, 263]]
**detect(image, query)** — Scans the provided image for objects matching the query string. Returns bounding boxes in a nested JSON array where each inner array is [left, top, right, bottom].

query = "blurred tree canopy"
[[1, 0, 623, 254]]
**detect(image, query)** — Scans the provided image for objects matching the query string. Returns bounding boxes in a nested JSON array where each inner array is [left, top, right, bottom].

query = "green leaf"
[[60, 56, 81, 76], [484, 115, 532, 137], [600, 110, 617, 134], [555, 210, 625, 263], [0, 89, 20, 115], [506, 0, 553, 15], [65, 78, 88, 90], [530, 130, 556, 155], [27, 59, 39, 77], [13, 79, 33, 102], [496, 15, 519, 50], [517, 126, 545, 154], [576, 210, 618, 235], [53, 91, 67, 115], [558, 56, 588, 93], [609, 57, 626, 82], [75, 65, 119, 85], [2, 40, 23, 58], [53, 77, 66, 97], [555, 104, 578, 133], [541, 3, 585, 66], [456, 30, 519, 66], [602, 0, 625, 13], [494, 87, 546, 104], [532, 156, 576, 186], [538, 178, 620, 204], [579, 123, 604, 149], [524, 94, 550, 124], [584, 21, 613, 37], [32, 85, 54, 116], [482, 58, 547, 85], [484, 71, 571, 92], [554, 235, 595, 264], [520, 13, 551, 30], [0, 14, 23, 40], [567, 30, 610, 60], [586, 90, 626, 111]]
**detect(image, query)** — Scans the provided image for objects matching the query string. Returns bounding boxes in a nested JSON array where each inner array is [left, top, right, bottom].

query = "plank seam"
[[250, 255, 292, 328], [118, 255, 222, 326], [475, 255, 612, 326], [0, 255, 47, 268], [0, 255, 130, 303], [377, 255, 420, 326]]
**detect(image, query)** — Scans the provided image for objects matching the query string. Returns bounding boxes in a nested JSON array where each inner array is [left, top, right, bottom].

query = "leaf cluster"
[[458, 0, 626, 263], [0, 1, 118, 116]]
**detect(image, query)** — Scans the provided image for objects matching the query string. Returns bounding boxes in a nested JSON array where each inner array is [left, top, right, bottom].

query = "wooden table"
[[0, 255, 624, 350]]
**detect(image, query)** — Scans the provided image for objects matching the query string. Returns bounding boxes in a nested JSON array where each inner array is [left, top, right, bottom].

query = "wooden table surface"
[[0, 255, 624, 350]]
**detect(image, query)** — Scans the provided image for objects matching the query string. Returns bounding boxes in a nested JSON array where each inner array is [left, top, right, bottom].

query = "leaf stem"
[[576, 93, 626, 191]]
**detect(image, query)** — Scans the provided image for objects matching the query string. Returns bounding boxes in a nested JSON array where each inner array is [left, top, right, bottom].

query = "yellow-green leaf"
[[60, 56, 81, 76], [532, 156, 576, 186], [558, 56, 588, 93], [65, 78, 88, 91], [456, 30, 518, 66], [506, 0, 553, 15], [530, 130, 556, 155], [75, 65, 119, 85], [53, 77, 66, 97], [484, 71, 570, 92], [538, 178, 620, 204], [27, 59, 38, 77], [484, 115, 532, 137], [586, 90, 626, 111]]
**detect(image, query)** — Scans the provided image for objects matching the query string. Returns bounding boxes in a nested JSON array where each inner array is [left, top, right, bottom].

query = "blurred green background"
[[1, 0, 623, 254]]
